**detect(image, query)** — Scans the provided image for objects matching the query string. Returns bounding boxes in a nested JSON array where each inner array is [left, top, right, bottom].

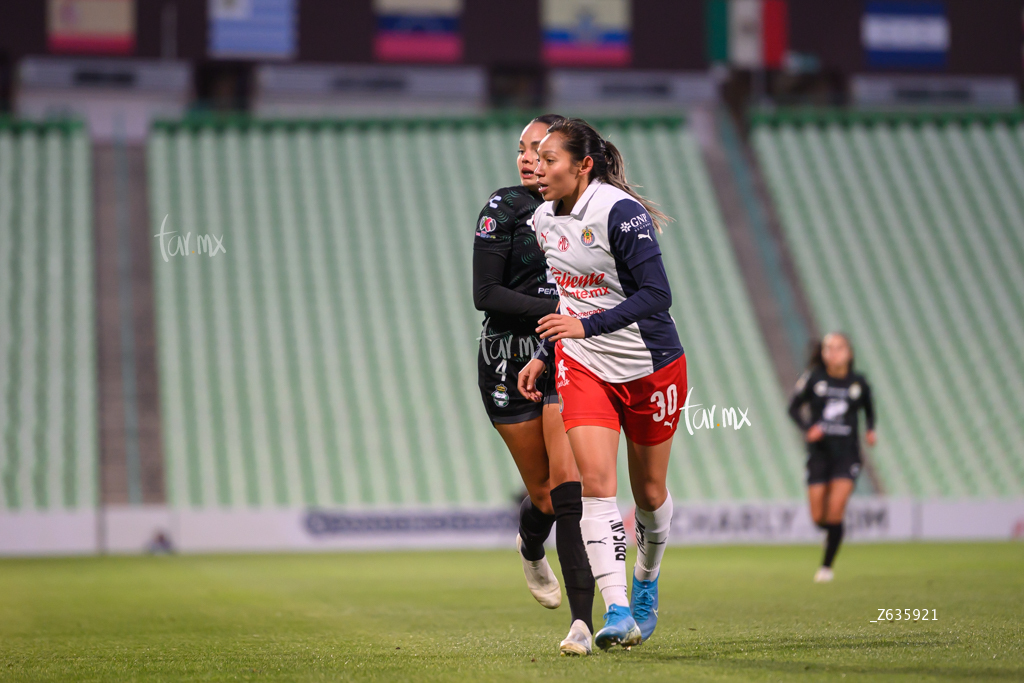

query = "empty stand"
[[147, 116, 804, 508], [0, 121, 98, 511], [752, 111, 1024, 498]]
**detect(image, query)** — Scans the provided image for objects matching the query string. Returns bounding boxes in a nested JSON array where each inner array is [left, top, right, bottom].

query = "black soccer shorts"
[[806, 439, 862, 485], [477, 331, 557, 425]]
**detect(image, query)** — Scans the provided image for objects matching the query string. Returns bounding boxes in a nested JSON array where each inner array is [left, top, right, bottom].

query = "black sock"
[[822, 522, 844, 568], [518, 496, 555, 562], [550, 482, 595, 634]]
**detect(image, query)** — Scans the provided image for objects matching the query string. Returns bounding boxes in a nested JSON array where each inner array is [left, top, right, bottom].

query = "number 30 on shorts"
[[650, 385, 678, 422]]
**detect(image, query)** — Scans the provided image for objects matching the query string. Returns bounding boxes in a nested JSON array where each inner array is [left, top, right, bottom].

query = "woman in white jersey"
[[519, 118, 686, 651]]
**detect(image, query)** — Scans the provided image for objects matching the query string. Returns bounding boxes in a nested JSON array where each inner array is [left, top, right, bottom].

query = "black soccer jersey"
[[472, 185, 558, 333], [788, 368, 875, 442]]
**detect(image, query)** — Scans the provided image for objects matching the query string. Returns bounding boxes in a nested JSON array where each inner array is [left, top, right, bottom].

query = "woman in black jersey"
[[473, 114, 595, 655], [788, 332, 877, 582]]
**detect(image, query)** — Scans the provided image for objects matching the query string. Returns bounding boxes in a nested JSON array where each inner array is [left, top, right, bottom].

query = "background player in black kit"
[[473, 114, 595, 655], [788, 332, 877, 583]]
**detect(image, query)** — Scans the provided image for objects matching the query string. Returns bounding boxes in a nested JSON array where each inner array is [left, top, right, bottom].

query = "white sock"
[[633, 492, 673, 582], [581, 496, 628, 611]]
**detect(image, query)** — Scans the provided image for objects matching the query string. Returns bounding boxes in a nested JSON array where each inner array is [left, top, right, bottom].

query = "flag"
[[862, 1, 948, 69], [374, 0, 464, 64], [542, 0, 631, 68], [706, 0, 788, 70], [209, 0, 296, 59], [48, 0, 135, 55]]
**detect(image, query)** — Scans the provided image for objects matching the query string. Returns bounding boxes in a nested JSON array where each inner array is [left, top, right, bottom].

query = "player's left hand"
[[865, 429, 877, 447], [518, 359, 547, 403], [536, 314, 585, 341]]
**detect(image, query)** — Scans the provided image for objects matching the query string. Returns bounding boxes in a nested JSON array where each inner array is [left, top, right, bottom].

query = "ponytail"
[[601, 139, 670, 233], [546, 117, 671, 233], [805, 339, 825, 372]]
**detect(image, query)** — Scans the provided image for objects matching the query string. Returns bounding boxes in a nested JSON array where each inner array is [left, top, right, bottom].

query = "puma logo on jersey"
[[586, 537, 607, 545], [638, 231, 653, 241]]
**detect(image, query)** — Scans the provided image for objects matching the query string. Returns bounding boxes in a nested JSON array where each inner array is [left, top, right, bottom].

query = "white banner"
[[920, 500, 1024, 540], [1, 498, 1022, 556], [0, 509, 97, 555], [667, 498, 914, 545]]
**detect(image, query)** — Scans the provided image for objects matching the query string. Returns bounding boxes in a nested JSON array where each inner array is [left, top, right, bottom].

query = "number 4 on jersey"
[[651, 384, 678, 424]]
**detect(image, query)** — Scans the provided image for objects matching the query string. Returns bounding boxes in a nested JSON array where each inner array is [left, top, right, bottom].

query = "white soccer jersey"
[[533, 180, 683, 383]]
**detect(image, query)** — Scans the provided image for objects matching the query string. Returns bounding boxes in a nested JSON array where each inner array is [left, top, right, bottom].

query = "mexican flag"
[[706, 0, 788, 69]]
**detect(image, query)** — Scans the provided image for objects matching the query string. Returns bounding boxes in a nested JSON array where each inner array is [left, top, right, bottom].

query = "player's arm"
[[787, 372, 823, 442], [518, 353, 548, 403], [787, 372, 813, 429], [537, 199, 670, 341], [786, 373, 811, 429], [473, 252, 559, 317], [538, 256, 671, 340], [519, 319, 559, 403], [862, 378, 877, 446], [472, 198, 559, 318], [579, 254, 671, 337]]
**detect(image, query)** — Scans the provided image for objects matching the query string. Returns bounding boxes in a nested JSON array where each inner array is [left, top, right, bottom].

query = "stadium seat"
[[752, 111, 1024, 498], [148, 117, 804, 508], [0, 121, 98, 511]]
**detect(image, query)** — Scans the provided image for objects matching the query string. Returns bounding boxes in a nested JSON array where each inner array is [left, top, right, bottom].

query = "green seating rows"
[[148, 118, 804, 508], [0, 122, 97, 511], [753, 113, 1024, 498]]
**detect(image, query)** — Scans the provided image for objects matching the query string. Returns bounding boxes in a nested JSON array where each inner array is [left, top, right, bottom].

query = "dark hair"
[[807, 331, 855, 372], [544, 117, 670, 232], [531, 113, 565, 126]]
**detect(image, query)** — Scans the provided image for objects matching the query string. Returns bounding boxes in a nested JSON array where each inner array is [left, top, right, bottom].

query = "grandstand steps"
[[692, 108, 808, 385], [695, 108, 884, 495], [94, 142, 165, 505]]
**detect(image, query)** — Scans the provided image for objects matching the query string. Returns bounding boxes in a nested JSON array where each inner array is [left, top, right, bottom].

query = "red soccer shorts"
[[554, 343, 688, 446]]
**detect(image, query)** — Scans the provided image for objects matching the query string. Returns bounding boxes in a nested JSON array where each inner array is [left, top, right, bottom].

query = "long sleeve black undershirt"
[[862, 382, 876, 431], [787, 385, 813, 431], [473, 249, 558, 320]]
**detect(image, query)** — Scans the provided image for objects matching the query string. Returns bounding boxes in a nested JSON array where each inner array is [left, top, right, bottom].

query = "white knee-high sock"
[[633, 492, 673, 582], [581, 496, 628, 611]]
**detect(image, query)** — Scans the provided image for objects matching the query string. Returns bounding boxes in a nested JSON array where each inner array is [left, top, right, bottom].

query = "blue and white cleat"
[[594, 605, 642, 651], [630, 574, 659, 641]]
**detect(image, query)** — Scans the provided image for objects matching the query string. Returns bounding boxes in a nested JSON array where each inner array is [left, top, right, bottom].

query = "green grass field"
[[1, 543, 1021, 682]]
